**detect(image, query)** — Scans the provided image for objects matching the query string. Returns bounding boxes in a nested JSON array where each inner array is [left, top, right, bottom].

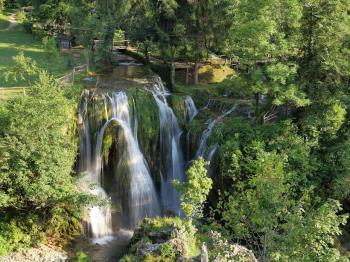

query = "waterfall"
[[132, 98, 138, 141], [79, 91, 160, 243], [78, 93, 91, 172], [102, 94, 109, 121], [152, 79, 185, 214], [184, 96, 198, 124], [109, 92, 160, 228], [78, 93, 114, 245], [195, 105, 237, 159]]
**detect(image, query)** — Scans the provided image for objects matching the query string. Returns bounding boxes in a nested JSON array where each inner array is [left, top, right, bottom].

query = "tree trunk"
[[143, 43, 150, 64], [255, 92, 260, 118], [194, 61, 199, 85], [185, 65, 189, 85], [170, 62, 176, 88]]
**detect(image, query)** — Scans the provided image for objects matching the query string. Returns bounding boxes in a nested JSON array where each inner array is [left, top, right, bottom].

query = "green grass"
[[0, 10, 11, 30], [0, 15, 75, 87]]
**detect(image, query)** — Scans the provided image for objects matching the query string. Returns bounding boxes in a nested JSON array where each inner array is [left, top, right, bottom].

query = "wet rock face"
[[0, 244, 67, 262]]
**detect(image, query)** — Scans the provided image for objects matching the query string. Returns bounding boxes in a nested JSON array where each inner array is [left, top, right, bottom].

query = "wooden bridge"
[[94, 40, 130, 51]]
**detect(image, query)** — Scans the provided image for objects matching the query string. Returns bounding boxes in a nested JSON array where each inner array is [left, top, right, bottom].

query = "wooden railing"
[[57, 64, 88, 87], [0, 87, 29, 100]]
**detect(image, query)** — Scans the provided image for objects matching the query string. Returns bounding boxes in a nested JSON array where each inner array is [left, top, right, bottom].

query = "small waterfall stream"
[[79, 94, 114, 245], [151, 78, 185, 215], [184, 96, 198, 124], [195, 105, 237, 159]]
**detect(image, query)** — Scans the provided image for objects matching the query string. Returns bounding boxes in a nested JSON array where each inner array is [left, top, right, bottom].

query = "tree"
[[0, 60, 89, 255], [4, 52, 40, 86], [224, 0, 308, 122], [123, 0, 158, 63], [182, 0, 232, 84], [219, 150, 348, 262], [299, 0, 350, 100], [30, 0, 71, 34], [298, 0, 350, 141], [174, 157, 212, 223], [42, 36, 60, 64], [0, 0, 5, 13]]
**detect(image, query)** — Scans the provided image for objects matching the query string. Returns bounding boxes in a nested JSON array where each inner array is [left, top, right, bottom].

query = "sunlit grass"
[[0, 10, 10, 30], [0, 20, 72, 87]]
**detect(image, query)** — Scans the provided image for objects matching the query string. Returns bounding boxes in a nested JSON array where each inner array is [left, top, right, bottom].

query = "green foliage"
[[174, 158, 212, 222], [113, 29, 125, 42], [42, 36, 59, 62], [219, 149, 348, 261], [0, 63, 87, 255], [122, 216, 199, 261], [159, 242, 177, 259], [75, 251, 92, 262], [4, 51, 39, 85], [0, 0, 4, 14], [0, 220, 32, 256], [119, 255, 138, 262], [16, 9, 25, 23]]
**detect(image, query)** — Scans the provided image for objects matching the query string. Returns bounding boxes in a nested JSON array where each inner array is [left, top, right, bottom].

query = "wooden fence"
[[57, 64, 88, 87], [0, 64, 88, 100], [0, 87, 29, 101]]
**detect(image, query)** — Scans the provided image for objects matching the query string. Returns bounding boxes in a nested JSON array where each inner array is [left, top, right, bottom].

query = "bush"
[[42, 37, 59, 62], [159, 242, 177, 259], [119, 255, 138, 262], [75, 251, 92, 262], [0, 221, 31, 256], [22, 19, 33, 33], [0, 0, 4, 13], [0, 60, 89, 255], [16, 9, 25, 23]]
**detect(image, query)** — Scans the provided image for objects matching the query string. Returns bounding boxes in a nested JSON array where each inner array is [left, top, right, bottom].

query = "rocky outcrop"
[[120, 217, 192, 261], [208, 231, 258, 262]]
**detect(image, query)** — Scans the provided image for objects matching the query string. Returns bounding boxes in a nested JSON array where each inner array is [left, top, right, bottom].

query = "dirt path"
[[0, 13, 18, 32]]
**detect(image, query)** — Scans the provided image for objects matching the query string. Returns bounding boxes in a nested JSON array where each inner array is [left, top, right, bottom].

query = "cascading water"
[[184, 96, 198, 124], [79, 93, 114, 245], [79, 90, 160, 244], [108, 92, 160, 228], [151, 78, 185, 214], [195, 105, 237, 159]]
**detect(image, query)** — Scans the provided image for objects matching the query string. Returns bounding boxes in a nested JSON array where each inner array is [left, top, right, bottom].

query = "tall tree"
[[224, 0, 308, 122]]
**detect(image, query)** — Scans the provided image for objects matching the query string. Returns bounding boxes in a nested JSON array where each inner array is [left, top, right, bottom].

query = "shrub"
[[0, 0, 4, 13], [75, 251, 91, 262], [22, 19, 33, 33], [159, 242, 177, 259], [42, 37, 59, 62], [119, 255, 138, 262], [16, 9, 25, 23]]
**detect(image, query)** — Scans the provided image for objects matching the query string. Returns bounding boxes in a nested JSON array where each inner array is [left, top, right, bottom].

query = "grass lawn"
[[0, 10, 11, 30], [0, 14, 76, 87]]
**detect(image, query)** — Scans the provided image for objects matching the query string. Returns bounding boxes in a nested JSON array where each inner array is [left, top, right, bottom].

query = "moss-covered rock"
[[120, 217, 199, 262], [128, 88, 161, 184], [170, 95, 186, 128]]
